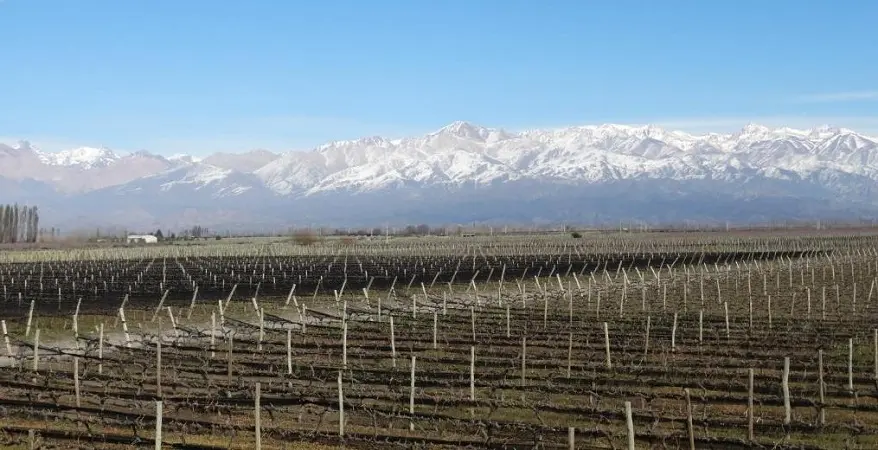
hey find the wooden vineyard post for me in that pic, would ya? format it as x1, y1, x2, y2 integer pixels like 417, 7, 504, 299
390, 316, 397, 368
409, 355, 416, 431
684, 388, 695, 450
848, 337, 854, 393
337, 371, 345, 437
32, 329, 39, 372
506, 304, 511, 338
156, 332, 162, 397
154, 400, 163, 450
671, 312, 678, 352
698, 310, 703, 345
470, 346, 476, 401
25, 300, 34, 338
568, 427, 575, 450
643, 316, 650, 357
767, 295, 772, 330
98, 322, 104, 375
624, 401, 635, 450
818, 349, 825, 426
119, 308, 131, 348
470, 307, 476, 343
749, 281, 756, 329
432, 312, 438, 350
603, 322, 612, 370
166, 307, 179, 339
187, 285, 199, 320
209, 313, 216, 358
74, 357, 81, 408
783, 356, 791, 427
257, 308, 265, 352
874, 329, 877, 383
747, 368, 755, 442
227, 334, 234, 387
821, 287, 826, 321
255, 382, 262, 450
287, 328, 293, 375
73, 297, 82, 348
567, 332, 573, 378
342, 321, 348, 369
151, 290, 169, 323
1, 320, 13, 362
807, 288, 811, 318
724, 302, 730, 339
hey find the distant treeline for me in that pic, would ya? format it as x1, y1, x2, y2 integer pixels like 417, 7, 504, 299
0, 204, 40, 244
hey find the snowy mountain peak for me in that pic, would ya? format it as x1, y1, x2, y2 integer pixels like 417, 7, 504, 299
12, 140, 38, 152
168, 154, 202, 164
434, 121, 493, 140
39, 146, 120, 168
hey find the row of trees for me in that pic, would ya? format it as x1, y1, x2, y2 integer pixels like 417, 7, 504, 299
0, 204, 40, 244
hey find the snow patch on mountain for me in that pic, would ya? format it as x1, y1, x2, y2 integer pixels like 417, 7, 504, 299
39, 146, 120, 169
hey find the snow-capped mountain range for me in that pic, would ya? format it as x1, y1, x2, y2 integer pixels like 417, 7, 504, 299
3, 121, 878, 231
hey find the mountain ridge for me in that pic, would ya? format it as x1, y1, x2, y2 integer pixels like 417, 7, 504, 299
3, 121, 878, 230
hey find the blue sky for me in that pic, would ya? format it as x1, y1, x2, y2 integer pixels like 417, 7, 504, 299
2, 0, 877, 155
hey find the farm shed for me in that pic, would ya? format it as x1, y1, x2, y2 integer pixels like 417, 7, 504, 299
127, 234, 158, 244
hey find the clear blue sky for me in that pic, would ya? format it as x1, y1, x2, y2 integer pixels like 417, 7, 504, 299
2, 0, 877, 155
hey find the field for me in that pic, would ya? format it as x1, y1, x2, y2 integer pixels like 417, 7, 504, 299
1, 231, 878, 449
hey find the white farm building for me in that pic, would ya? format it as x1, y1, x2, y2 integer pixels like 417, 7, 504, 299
127, 234, 158, 244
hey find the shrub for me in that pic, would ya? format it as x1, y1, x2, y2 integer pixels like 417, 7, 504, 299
292, 230, 320, 246
570, 231, 582, 238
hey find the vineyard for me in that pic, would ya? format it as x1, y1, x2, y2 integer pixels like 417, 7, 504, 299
1, 232, 878, 449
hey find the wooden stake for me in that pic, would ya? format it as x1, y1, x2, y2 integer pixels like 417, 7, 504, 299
25, 300, 34, 338
747, 368, 754, 442
255, 382, 262, 450
187, 286, 199, 320
848, 337, 854, 393
470, 346, 476, 400
287, 328, 293, 375
227, 334, 234, 387
409, 355, 416, 431
156, 333, 162, 397
98, 323, 104, 375
1, 320, 13, 359
818, 349, 825, 426
671, 312, 678, 351
783, 356, 791, 426
73, 357, 81, 408
155, 401, 163, 450
603, 322, 612, 370
390, 316, 396, 368
624, 401, 635, 450
342, 321, 348, 368
338, 371, 345, 437
432, 311, 438, 350
685, 388, 695, 450
873, 329, 877, 383
31, 329, 39, 372
724, 302, 730, 339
